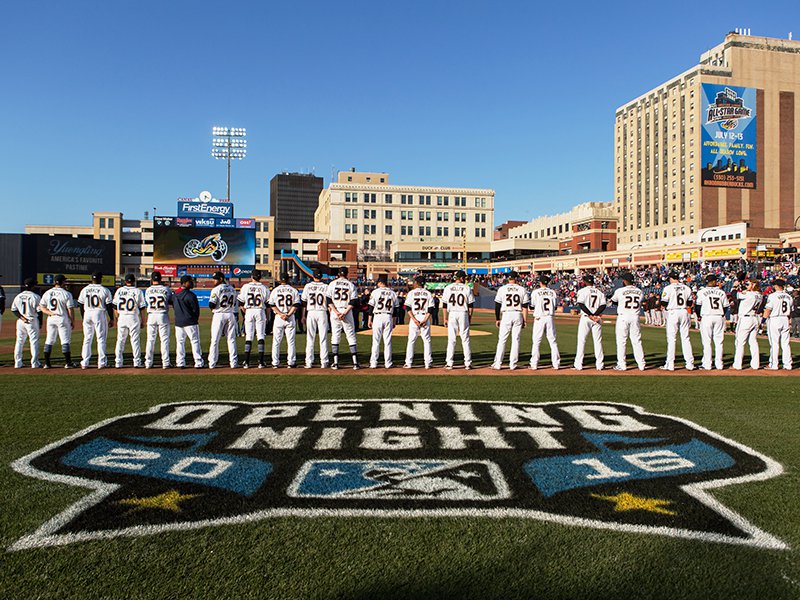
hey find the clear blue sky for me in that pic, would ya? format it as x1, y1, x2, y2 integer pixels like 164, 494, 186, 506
1, 1, 795, 232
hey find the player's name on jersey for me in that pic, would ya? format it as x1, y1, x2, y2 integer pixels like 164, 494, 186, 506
145, 401, 657, 451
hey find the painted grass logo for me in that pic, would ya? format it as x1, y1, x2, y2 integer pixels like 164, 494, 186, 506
10, 400, 787, 551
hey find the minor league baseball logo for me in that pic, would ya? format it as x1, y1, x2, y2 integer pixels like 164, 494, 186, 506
9, 400, 787, 550
183, 233, 228, 262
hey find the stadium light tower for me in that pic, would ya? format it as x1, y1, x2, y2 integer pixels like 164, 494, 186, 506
211, 126, 247, 201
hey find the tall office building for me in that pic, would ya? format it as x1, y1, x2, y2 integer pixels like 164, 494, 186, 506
315, 169, 494, 261
614, 32, 800, 250
269, 172, 324, 232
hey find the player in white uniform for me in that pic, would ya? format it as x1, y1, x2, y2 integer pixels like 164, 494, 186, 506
11, 278, 42, 368
492, 272, 529, 370
404, 276, 435, 369
573, 275, 605, 371
327, 266, 360, 370
443, 270, 474, 369
529, 275, 560, 370
659, 271, 695, 371
732, 278, 763, 370
763, 278, 793, 370
609, 273, 646, 371
269, 273, 301, 368
694, 274, 730, 370
39, 274, 77, 368
208, 271, 239, 369
238, 269, 269, 368
368, 275, 399, 369
77, 271, 114, 369
301, 269, 330, 369
113, 273, 146, 368
144, 271, 173, 369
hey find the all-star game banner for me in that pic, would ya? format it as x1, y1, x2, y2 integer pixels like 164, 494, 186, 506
701, 83, 757, 189
10, 400, 786, 551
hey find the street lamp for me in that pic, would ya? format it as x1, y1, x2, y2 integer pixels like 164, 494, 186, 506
211, 126, 247, 202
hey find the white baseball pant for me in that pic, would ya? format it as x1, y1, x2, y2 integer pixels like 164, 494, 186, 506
370, 313, 394, 368
767, 316, 792, 370
146, 314, 171, 368
176, 324, 204, 368
81, 312, 109, 368
305, 312, 330, 368
446, 312, 472, 368
530, 315, 560, 369
493, 313, 523, 369
45, 316, 72, 347
732, 315, 759, 370
405, 319, 432, 368
574, 315, 603, 370
15, 319, 40, 368
330, 311, 358, 346
699, 315, 725, 370
115, 315, 142, 367
272, 314, 296, 367
664, 310, 694, 370
244, 310, 266, 341
209, 313, 238, 368
615, 314, 645, 370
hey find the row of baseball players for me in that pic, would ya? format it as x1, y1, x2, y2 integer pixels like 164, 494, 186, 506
9, 267, 476, 370
491, 269, 794, 371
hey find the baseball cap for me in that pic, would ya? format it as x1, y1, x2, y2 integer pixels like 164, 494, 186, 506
538, 274, 551, 285
23, 277, 36, 289
508, 271, 520, 279
313, 268, 322, 279
706, 274, 717, 284
54, 274, 66, 285
124, 273, 136, 284
180, 275, 193, 285
377, 274, 388, 285
212, 270, 226, 281
668, 270, 680, 280
91, 271, 103, 283
338, 266, 349, 277
454, 270, 466, 280
151, 271, 162, 282
582, 275, 593, 285
252, 268, 262, 280
620, 272, 634, 283
774, 278, 786, 287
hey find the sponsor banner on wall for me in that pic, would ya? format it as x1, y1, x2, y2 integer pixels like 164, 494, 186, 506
152, 265, 177, 277
177, 200, 234, 219
33, 235, 116, 281
701, 84, 757, 189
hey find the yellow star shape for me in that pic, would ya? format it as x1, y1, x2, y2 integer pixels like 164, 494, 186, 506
590, 492, 677, 516
116, 490, 201, 513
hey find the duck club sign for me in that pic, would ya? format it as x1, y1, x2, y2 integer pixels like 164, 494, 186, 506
10, 400, 787, 551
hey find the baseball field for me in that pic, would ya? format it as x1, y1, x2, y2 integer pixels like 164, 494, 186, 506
1, 310, 798, 599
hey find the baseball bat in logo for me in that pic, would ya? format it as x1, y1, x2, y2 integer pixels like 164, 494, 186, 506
183, 233, 229, 263
9, 400, 788, 551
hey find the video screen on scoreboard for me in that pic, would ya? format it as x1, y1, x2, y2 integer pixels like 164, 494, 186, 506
153, 217, 255, 266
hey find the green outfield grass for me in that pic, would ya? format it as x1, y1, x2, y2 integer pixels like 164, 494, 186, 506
1, 311, 799, 599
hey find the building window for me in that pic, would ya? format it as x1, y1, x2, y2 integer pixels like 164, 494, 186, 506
385, 210, 392, 219
437, 227, 443, 236
443, 227, 449, 236
385, 225, 392, 235
99, 218, 106, 228
108, 218, 114, 228
255, 238, 261, 248
419, 226, 425, 236
384, 194, 392, 204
